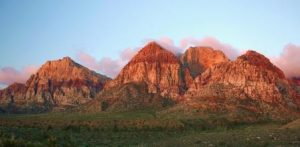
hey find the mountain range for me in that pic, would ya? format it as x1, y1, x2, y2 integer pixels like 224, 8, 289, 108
1, 42, 300, 120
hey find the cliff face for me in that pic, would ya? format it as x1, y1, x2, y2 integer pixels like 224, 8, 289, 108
181, 47, 229, 78
105, 42, 185, 98
0, 83, 27, 111
0, 57, 110, 113
1, 42, 299, 119
185, 50, 300, 119
87, 45, 299, 118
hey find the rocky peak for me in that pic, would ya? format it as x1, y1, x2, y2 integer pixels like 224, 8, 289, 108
43, 56, 77, 69
129, 41, 180, 64
0, 83, 27, 112
5, 83, 27, 92
181, 46, 229, 78
0, 57, 111, 113
237, 50, 285, 79
0, 83, 27, 99
187, 50, 299, 115
105, 42, 184, 98
34, 56, 108, 82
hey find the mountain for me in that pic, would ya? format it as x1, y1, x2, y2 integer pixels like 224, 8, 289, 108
105, 42, 185, 98
0, 57, 110, 113
1, 42, 299, 120
81, 43, 300, 120
181, 47, 229, 78
0, 83, 27, 112
184, 50, 300, 120
81, 42, 188, 112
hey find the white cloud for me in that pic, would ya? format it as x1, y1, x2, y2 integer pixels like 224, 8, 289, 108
272, 44, 300, 78
180, 36, 240, 60
0, 66, 38, 87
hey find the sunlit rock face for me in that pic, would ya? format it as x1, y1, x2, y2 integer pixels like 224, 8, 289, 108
185, 50, 300, 119
0, 42, 299, 118
105, 42, 185, 99
0, 57, 110, 112
0, 83, 27, 112
181, 46, 229, 78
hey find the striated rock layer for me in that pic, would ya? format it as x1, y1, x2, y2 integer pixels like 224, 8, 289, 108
0, 57, 110, 113
105, 42, 186, 98
185, 50, 300, 119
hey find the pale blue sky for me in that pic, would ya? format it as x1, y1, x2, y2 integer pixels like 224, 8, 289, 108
0, 0, 299, 70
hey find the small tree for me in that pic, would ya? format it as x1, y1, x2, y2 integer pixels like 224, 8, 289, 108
101, 101, 109, 111
161, 98, 175, 107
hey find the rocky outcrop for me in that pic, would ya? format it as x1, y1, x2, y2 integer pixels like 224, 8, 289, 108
185, 50, 300, 119
80, 82, 175, 112
0, 57, 110, 113
0, 83, 27, 112
181, 47, 229, 78
105, 42, 185, 98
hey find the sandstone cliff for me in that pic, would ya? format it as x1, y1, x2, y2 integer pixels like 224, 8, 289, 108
105, 42, 185, 98
181, 47, 229, 78
184, 50, 300, 119
0, 83, 27, 112
1, 43, 299, 120
0, 57, 110, 113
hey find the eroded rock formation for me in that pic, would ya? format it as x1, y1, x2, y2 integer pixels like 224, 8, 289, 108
181, 47, 229, 78
0, 57, 110, 113
185, 50, 300, 119
105, 42, 185, 98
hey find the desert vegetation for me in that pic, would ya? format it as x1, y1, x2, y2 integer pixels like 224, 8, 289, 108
0, 110, 300, 146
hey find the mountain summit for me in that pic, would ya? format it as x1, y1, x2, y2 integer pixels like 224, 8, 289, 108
181, 47, 229, 78
105, 42, 185, 98
0, 57, 110, 113
185, 50, 300, 120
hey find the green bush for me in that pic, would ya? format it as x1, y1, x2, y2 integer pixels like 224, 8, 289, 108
161, 98, 175, 107
101, 101, 109, 111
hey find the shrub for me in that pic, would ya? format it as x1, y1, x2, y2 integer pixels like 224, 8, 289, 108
161, 98, 175, 107
101, 101, 109, 111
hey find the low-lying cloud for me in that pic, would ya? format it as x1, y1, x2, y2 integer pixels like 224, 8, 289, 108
180, 37, 240, 60
0, 66, 38, 89
145, 37, 184, 55
77, 52, 121, 78
272, 44, 300, 78
76, 37, 300, 79
77, 48, 139, 78
77, 37, 240, 78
